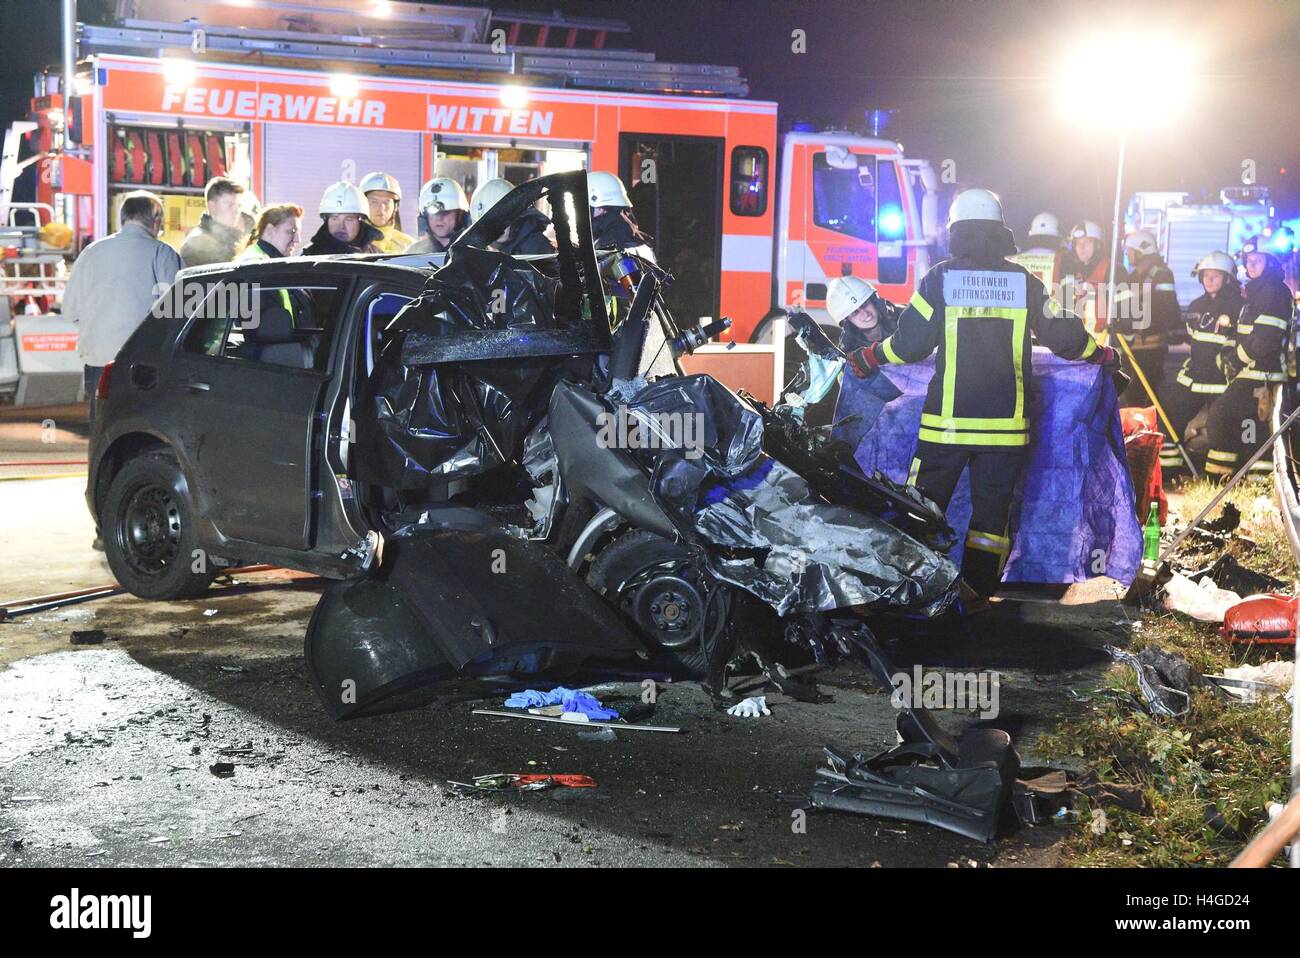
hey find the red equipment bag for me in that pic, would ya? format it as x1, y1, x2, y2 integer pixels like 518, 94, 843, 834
1121, 406, 1167, 524
1221, 594, 1297, 645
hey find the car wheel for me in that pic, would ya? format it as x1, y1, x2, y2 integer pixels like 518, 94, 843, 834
101, 453, 216, 600
586, 529, 731, 677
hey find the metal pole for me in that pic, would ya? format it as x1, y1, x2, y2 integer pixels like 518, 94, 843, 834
61, 0, 76, 102
1104, 127, 1127, 338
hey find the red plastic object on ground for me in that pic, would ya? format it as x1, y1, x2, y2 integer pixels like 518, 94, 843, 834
1221, 594, 1297, 645
1121, 406, 1167, 525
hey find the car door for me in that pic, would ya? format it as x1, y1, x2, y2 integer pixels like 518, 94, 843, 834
166, 268, 350, 550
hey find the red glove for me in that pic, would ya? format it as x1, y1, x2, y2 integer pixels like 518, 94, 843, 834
847, 345, 882, 378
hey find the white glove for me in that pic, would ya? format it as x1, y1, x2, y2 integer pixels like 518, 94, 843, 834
727, 695, 771, 718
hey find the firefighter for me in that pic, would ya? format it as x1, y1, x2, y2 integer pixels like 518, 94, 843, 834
1112, 229, 1180, 408
1204, 235, 1294, 479
302, 181, 383, 255
1157, 251, 1243, 474
845, 188, 1117, 604
469, 177, 555, 255
828, 275, 899, 352
406, 177, 469, 254
1009, 212, 1061, 287
359, 171, 413, 253
1054, 220, 1108, 334
588, 171, 652, 255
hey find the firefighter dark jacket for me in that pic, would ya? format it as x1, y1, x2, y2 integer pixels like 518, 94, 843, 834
303, 218, 384, 256
1229, 261, 1293, 383
1112, 256, 1179, 338
862, 220, 1098, 448
1179, 282, 1244, 393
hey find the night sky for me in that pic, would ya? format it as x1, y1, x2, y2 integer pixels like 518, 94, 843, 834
3, 0, 1296, 234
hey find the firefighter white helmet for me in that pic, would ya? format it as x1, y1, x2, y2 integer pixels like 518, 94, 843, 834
1069, 220, 1103, 242
947, 188, 1004, 227
588, 171, 632, 209
1191, 250, 1235, 278
469, 178, 515, 223
418, 177, 469, 216
1028, 211, 1060, 239
358, 171, 402, 200
827, 276, 880, 324
1124, 229, 1159, 257
318, 181, 368, 217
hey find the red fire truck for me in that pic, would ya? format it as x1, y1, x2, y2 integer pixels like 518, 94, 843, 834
10, 0, 941, 401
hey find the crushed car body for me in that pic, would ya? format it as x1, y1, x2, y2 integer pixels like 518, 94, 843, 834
287, 171, 960, 718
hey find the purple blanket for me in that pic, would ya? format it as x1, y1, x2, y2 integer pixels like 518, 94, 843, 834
832, 348, 1140, 585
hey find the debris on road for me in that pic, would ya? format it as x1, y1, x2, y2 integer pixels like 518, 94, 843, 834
1161, 573, 1240, 623
726, 695, 771, 718
504, 686, 620, 721
471, 708, 681, 733
208, 762, 236, 778
1105, 645, 1222, 718
449, 772, 598, 792
1221, 593, 1297, 646
70, 629, 107, 645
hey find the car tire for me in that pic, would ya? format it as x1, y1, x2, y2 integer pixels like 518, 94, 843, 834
585, 529, 730, 678
101, 452, 216, 601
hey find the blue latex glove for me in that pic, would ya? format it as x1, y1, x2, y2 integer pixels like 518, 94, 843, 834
561, 690, 619, 721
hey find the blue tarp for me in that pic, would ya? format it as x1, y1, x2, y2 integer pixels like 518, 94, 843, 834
832, 348, 1140, 585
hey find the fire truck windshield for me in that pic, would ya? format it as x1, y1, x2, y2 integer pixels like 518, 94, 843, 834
813, 152, 877, 243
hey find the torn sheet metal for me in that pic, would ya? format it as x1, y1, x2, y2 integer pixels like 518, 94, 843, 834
306, 517, 646, 719
810, 729, 1019, 843
583, 374, 958, 618
696, 456, 959, 617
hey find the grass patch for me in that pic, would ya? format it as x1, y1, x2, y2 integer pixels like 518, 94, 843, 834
1040, 477, 1296, 867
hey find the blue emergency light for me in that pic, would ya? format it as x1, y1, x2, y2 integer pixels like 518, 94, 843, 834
878, 204, 905, 237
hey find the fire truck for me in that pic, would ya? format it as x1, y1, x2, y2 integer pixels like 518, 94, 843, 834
7, 0, 941, 403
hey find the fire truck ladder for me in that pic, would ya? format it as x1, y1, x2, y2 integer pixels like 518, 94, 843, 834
79, 2, 749, 96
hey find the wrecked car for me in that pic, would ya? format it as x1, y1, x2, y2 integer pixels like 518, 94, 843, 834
87, 171, 961, 719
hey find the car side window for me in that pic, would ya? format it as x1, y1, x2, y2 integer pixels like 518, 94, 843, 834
182, 278, 345, 371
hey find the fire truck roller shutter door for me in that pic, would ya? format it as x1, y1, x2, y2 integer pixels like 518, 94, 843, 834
261, 125, 422, 231
617, 132, 724, 327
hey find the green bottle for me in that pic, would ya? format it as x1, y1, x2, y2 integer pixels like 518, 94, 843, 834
1142, 502, 1161, 562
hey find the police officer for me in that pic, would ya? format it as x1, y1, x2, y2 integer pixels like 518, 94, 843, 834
468, 177, 555, 255
1204, 235, 1294, 479
845, 188, 1117, 603
1158, 251, 1243, 474
828, 275, 899, 353
359, 171, 413, 253
1113, 229, 1180, 407
406, 177, 469, 255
